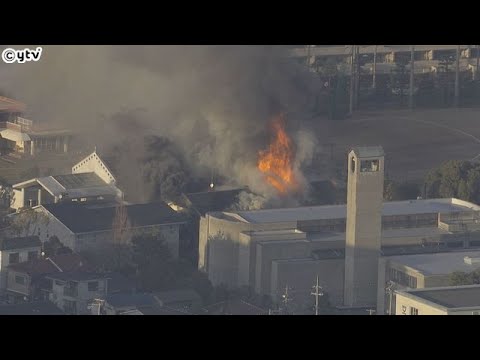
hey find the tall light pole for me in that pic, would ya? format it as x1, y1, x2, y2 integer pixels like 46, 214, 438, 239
372, 45, 377, 90
349, 45, 356, 116
409, 46, 415, 110
476, 45, 479, 81
455, 45, 460, 107
386, 281, 394, 315
311, 275, 324, 316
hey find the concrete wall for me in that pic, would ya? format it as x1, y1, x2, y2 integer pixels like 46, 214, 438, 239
395, 292, 446, 315
254, 240, 311, 295
271, 258, 345, 307
345, 150, 384, 307
49, 278, 108, 315
6, 269, 31, 297
0, 247, 40, 291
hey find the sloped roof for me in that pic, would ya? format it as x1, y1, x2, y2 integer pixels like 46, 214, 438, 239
183, 188, 246, 216
0, 129, 31, 142
0, 236, 41, 251
42, 202, 187, 234
8, 253, 90, 278
202, 299, 268, 315
46, 271, 107, 282
0, 301, 64, 315
154, 289, 201, 304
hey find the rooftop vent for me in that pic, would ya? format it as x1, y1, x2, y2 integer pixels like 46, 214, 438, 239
464, 256, 480, 265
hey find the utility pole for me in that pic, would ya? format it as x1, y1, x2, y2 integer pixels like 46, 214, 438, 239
476, 45, 479, 81
349, 45, 355, 116
455, 45, 460, 107
306, 45, 311, 68
372, 45, 377, 90
354, 45, 360, 109
282, 284, 292, 315
409, 46, 415, 110
386, 281, 394, 315
311, 275, 324, 315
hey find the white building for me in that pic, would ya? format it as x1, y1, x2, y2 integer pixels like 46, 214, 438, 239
11, 150, 122, 211
27, 202, 186, 257
395, 285, 480, 315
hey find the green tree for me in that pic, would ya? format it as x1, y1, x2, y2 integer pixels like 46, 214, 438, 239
425, 160, 480, 202
384, 179, 420, 201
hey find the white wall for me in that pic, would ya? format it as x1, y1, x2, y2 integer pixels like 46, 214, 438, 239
0, 246, 41, 290
72, 152, 116, 185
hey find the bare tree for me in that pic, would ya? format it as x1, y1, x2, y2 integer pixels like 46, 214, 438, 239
112, 202, 131, 245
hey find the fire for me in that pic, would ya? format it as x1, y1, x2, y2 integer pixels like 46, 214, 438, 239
257, 114, 298, 194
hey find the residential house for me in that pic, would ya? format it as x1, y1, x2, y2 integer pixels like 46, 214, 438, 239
0, 236, 41, 293
26, 202, 186, 257
5, 253, 89, 303
45, 272, 109, 315
11, 150, 123, 211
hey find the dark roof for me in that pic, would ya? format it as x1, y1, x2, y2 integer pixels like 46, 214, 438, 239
0, 236, 41, 251
8, 253, 90, 278
183, 188, 246, 216
202, 299, 268, 315
153, 289, 201, 304
0, 301, 64, 315
42, 202, 187, 233
52, 173, 105, 189
408, 286, 480, 309
46, 271, 107, 282
138, 305, 190, 315
106, 293, 156, 308
105, 272, 136, 294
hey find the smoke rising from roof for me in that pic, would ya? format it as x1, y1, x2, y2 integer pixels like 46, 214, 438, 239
1, 45, 321, 204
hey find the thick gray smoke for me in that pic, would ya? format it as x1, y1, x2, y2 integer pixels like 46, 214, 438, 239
0, 45, 321, 204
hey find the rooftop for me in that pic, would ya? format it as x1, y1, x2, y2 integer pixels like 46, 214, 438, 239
388, 250, 480, 275
222, 198, 479, 224
398, 285, 480, 309
0, 236, 41, 251
0, 301, 63, 315
0, 96, 25, 113
183, 188, 246, 216
8, 253, 90, 278
153, 289, 201, 304
46, 271, 107, 282
42, 202, 187, 233
351, 146, 385, 158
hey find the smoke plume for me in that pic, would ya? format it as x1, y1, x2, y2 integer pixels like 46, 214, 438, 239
0, 45, 322, 204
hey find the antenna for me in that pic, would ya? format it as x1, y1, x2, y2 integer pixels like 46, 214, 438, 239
282, 284, 292, 314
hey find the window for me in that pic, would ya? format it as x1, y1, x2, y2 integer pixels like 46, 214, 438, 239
15, 275, 25, 285
88, 281, 99, 292
473, 311, 480, 315
9, 253, 19, 264
63, 300, 77, 314
360, 159, 380, 172
410, 307, 419, 315
389, 268, 417, 288
351, 158, 356, 173
28, 251, 37, 261
80, 198, 87, 202
55, 280, 65, 286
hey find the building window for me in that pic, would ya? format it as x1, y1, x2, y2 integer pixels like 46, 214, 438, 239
360, 159, 380, 172
473, 311, 480, 315
28, 251, 38, 261
88, 281, 99, 292
410, 307, 419, 315
9, 253, 19, 264
80, 198, 87, 202
15, 275, 25, 285
351, 158, 356, 173
389, 268, 417, 288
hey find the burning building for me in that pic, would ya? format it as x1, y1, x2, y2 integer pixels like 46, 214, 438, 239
198, 147, 480, 310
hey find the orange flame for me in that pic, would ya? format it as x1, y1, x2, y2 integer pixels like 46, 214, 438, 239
257, 114, 298, 194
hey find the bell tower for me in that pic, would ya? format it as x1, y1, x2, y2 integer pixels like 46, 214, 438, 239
344, 146, 384, 307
